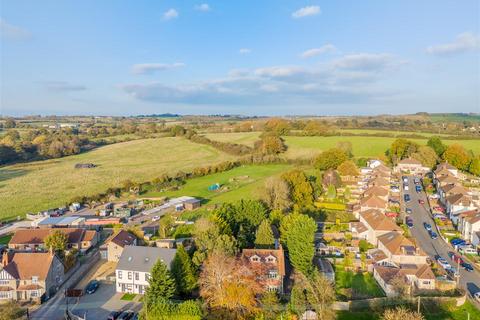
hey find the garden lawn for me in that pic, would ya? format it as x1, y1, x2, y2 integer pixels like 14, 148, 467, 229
335, 265, 385, 300
0, 234, 12, 245
283, 136, 480, 159
142, 164, 291, 204
0, 137, 236, 220
121, 293, 136, 301
202, 132, 262, 147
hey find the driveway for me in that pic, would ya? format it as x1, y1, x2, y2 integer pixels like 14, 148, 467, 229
31, 282, 142, 320
403, 175, 480, 307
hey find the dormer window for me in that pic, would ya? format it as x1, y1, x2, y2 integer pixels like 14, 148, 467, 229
250, 255, 260, 262
32, 276, 38, 284
265, 255, 276, 263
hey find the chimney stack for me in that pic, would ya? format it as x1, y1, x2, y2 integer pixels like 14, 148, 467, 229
2, 251, 11, 267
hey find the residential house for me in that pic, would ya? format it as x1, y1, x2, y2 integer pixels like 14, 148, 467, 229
458, 212, 480, 244
104, 230, 137, 262
350, 221, 368, 240
31, 216, 85, 228
359, 195, 388, 213
368, 177, 390, 189
373, 264, 435, 297
9, 228, 98, 253
0, 251, 65, 302
439, 184, 469, 206
357, 210, 402, 245
115, 246, 177, 294
363, 186, 389, 201
445, 193, 477, 221
435, 162, 459, 178
376, 232, 428, 266
395, 158, 429, 175
435, 174, 460, 190
241, 244, 286, 294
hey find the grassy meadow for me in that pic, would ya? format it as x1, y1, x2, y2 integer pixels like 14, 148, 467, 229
202, 132, 261, 147
0, 137, 236, 220
142, 163, 292, 204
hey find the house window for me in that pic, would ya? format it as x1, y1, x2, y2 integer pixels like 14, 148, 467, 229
422, 281, 430, 285
32, 276, 39, 284
0, 280, 9, 285
118, 271, 122, 279
268, 271, 278, 279
128, 272, 132, 280
0, 291, 11, 299
30, 290, 39, 297
135, 272, 139, 281
267, 286, 278, 292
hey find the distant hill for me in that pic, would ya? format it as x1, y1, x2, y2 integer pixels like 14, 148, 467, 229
415, 113, 480, 123
136, 113, 180, 118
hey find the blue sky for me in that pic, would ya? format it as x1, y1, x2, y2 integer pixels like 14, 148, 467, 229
1, 0, 479, 116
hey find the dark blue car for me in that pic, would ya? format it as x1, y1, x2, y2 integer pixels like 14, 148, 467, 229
85, 280, 99, 294
461, 262, 474, 272
428, 230, 438, 239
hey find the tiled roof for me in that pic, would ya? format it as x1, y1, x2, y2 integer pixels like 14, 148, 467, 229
446, 193, 472, 206
241, 246, 286, 277
360, 195, 387, 208
360, 210, 402, 232
9, 228, 86, 245
108, 230, 136, 248
2, 252, 57, 280
364, 186, 389, 198
442, 184, 468, 196
377, 232, 424, 256
83, 230, 97, 242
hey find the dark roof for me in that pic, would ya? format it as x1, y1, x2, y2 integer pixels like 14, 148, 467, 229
117, 246, 177, 272
109, 230, 136, 248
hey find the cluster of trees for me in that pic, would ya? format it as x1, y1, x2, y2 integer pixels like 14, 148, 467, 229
0, 129, 92, 164
387, 136, 480, 175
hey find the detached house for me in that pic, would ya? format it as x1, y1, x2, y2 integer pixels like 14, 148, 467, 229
458, 212, 480, 244
376, 232, 428, 266
395, 158, 429, 175
435, 162, 459, 178
116, 246, 176, 294
0, 252, 65, 302
445, 194, 477, 221
373, 264, 435, 297
241, 244, 286, 294
357, 210, 402, 245
103, 230, 137, 262
360, 195, 387, 213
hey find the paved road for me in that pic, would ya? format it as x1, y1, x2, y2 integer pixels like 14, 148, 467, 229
402, 175, 480, 308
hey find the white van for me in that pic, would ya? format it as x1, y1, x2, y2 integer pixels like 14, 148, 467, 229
460, 247, 478, 255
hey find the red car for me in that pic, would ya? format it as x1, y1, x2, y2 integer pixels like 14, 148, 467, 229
448, 251, 463, 264
418, 199, 425, 204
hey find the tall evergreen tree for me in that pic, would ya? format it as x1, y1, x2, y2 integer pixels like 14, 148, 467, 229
255, 219, 275, 249
145, 259, 175, 305
171, 245, 197, 296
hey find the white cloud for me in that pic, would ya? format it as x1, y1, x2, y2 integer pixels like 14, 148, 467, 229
195, 4, 210, 11
122, 52, 404, 106
43, 81, 86, 92
333, 53, 399, 71
131, 63, 185, 75
301, 44, 337, 58
426, 32, 480, 55
239, 48, 252, 54
292, 6, 321, 19
163, 8, 179, 20
0, 18, 31, 40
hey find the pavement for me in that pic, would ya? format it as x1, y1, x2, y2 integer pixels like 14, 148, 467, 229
402, 175, 480, 308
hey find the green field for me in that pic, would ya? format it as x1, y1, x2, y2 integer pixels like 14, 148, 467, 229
336, 265, 385, 300
202, 132, 261, 147
339, 129, 454, 138
142, 164, 291, 204
0, 137, 236, 220
283, 136, 480, 159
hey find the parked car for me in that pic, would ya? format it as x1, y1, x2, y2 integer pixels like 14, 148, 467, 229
418, 199, 425, 204
152, 215, 160, 222
433, 206, 444, 212
474, 292, 480, 302
448, 251, 463, 264
446, 267, 459, 279
436, 256, 451, 269
459, 247, 478, 255
461, 262, 474, 272
118, 311, 135, 320
404, 185, 409, 191
428, 230, 438, 239
107, 311, 122, 320
85, 280, 99, 294
423, 222, 432, 231
406, 208, 412, 214
430, 193, 439, 199
404, 194, 411, 202
415, 185, 422, 192
451, 238, 467, 246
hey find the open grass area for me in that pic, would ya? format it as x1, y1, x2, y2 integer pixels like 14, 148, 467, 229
283, 136, 480, 159
202, 131, 261, 147
142, 164, 291, 205
339, 129, 454, 138
120, 293, 136, 301
0, 137, 236, 220
0, 234, 12, 245
337, 300, 480, 320
335, 265, 385, 300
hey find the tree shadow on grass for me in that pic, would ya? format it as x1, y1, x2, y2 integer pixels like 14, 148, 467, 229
0, 168, 27, 183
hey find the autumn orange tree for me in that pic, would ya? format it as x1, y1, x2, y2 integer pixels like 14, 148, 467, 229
199, 252, 265, 320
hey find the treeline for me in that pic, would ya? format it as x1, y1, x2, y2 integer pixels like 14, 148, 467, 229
386, 136, 480, 176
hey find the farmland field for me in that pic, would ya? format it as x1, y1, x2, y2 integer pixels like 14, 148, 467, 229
202, 132, 261, 147
0, 137, 236, 220
338, 129, 454, 138
142, 163, 291, 204
283, 136, 480, 159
